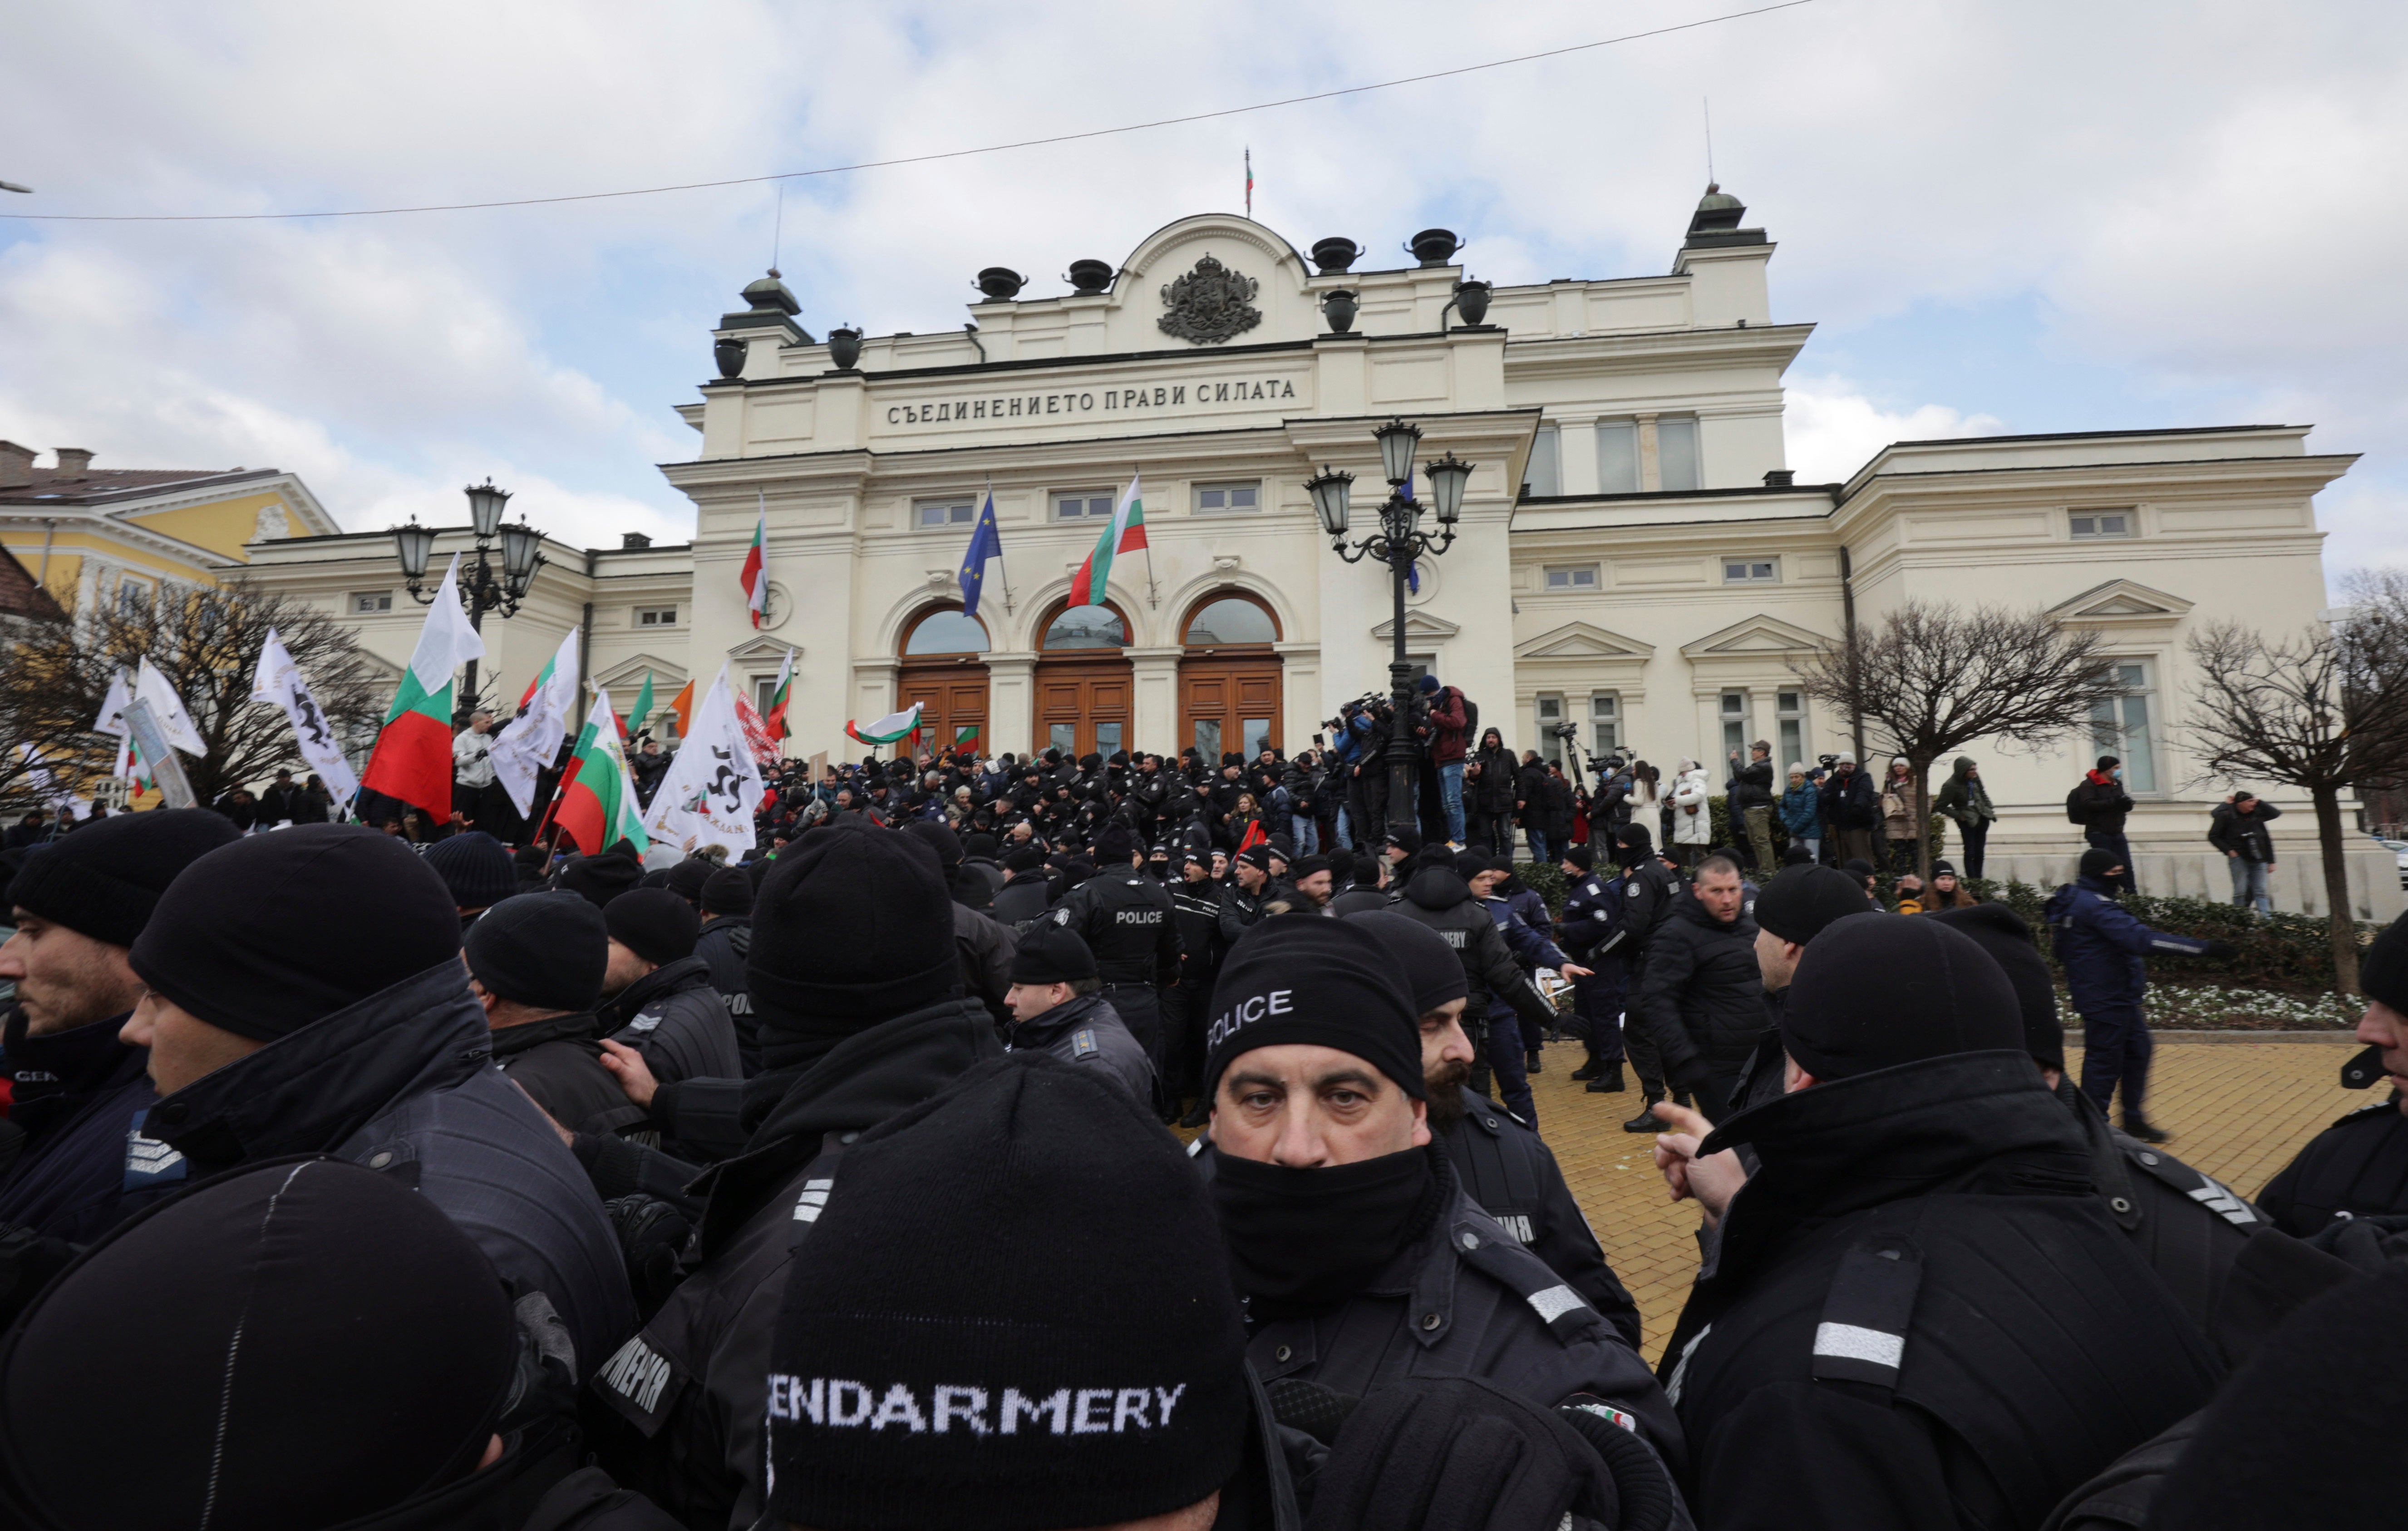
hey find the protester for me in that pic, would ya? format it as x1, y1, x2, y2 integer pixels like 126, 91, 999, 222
1777, 761, 1822, 865
1879, 755, 1919, 876
1818, 752, 1879, 867
1725, 740, 1777, 878
2207, 790, 2282, 916
1933, 755, 1995, 879
425, 829, 519, 929
2068, 755, 2138, 894
1629, 851, 1759, 1122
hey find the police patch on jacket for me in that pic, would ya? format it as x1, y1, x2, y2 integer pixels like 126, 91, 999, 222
123, 1111, 186, 1192
591, 1332, 690, 1436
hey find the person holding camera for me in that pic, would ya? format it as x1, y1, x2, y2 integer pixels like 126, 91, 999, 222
1726, 741, 1777, 879
1817, 752, 1880, 867
1467, 726, 1517, 850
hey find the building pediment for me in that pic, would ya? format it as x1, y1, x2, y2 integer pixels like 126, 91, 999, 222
594, 652, 690, 692
1680, 612, 1834, 660
2049, 578, 2193, 625
725, 634, 801, 664
1514, 621, 1656, 662
1371, 609, 1462, 644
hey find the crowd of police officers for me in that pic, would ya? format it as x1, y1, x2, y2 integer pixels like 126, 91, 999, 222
0, 766, 2403, 1531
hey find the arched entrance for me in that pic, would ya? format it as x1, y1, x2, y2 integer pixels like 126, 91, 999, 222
1032, 600, 1133, 758
1179, 593, 1281, 761
896, 605, 990, 757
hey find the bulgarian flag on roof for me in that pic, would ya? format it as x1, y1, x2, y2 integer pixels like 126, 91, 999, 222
1067, 473, 1146, 607
845, 701, 923, 747
740, 494, 768, 628
555, 686, 649, 854
360, 555, 484, 817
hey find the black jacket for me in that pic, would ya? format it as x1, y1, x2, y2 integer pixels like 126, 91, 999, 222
690, 917, 756, 1075
1817, 768, 1880, 830
583, 997, 1000, 1531
1007, 990, 1155, 1102
143, 961, 638, 1379
2206, 800, 2281, 863
1325, 886, 1389, 919
990, 873, 1053, 931
1048, 867, 1181, 986
598, 958, 742, 1089
1437, 1091, 1643, 1350
1632, 891, 1765, 1089
0, 1009, 175, 1243
2257, 1096, 2408, 1237
950, 902, 1018, 1030
1171, 877, 1225, 986
1662, 1051, 2220, 1531
492, 1012, 649, 1137
1378, 868, 1553, 1030
1217, 879, 1266, 948
1726, 756, 1774, 811
1469, 746, 1519, 814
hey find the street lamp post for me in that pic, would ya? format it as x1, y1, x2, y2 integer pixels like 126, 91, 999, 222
1306, 419, 1474, 841
392, 479, 546, 723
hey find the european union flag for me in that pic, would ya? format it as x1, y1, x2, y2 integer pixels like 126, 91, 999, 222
957, 492, 1003, 617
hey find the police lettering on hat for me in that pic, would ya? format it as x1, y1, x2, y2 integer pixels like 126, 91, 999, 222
1202, 919, 1423, 1102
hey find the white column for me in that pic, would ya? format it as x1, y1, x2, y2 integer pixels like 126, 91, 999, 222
984, 652, 1037, 757
1127, 647, 1182, 754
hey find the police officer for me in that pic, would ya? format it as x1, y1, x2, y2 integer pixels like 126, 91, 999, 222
1556, 845, 1629, 1093
595, 888, 743, 1088
1630, 850, 1759, 1125
1383, 850, 1557, 1116
1593, 823, 1682, 1131
1198, 918, 1684, 1472
2044, 847, 2233, 1142
903, 821, 1018, 1033
1216, 843, 1271, 946
1166, 850, 1224, 1126
692, 868, 758, 1075
2257, 913, 2408, 1236
1043, 821, 1179, 1072
1656, 915, 2217, 1531
1465, 852, 1590, 1128
468, 892, 648, 1138
1000, 926, 1154, 1103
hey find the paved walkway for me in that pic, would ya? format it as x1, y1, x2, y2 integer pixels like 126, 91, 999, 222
1527, 1032, 2366, 1364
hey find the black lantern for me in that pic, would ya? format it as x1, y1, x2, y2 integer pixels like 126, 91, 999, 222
396, 478, 547, 724
1306, 466, 1354, 538
391, 517, 434, 582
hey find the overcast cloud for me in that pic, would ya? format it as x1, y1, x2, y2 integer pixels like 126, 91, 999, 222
2, 0, 2400, 576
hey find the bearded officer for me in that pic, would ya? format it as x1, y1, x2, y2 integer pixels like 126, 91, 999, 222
2257, 913, 2408, 1236
1199, 917, 1684, 1477
1001, 926, 1154, 1104
1042, 820, 1179, 1072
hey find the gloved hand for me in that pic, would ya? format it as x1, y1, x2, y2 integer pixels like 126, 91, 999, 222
1669, 1059, 1714, 1097
1304, 1376, 1619, 1531
603, 1194, 694, 1322
2202, 940, 2239, 961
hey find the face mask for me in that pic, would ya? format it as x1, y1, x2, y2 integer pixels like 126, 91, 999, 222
1211, 1143, 1438, 1314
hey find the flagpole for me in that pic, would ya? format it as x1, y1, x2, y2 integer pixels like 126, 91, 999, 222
989, 475, 1015, 614
1137, 463, 1160, 609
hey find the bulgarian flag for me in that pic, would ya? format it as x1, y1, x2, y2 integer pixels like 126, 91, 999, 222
740, 495, 768, 628
555, 687, 650, 854
1067, 473, 1146, 607
360, 555, 484, 817
845, 701, 923, 748
762, 649, 796, 742
619, 671, 655, 739
1236, 818, 1268, 855
954, 723, 980, 748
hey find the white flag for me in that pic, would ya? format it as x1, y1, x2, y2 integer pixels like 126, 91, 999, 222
408, 554, 486, 698
488, 628, 581, 817
94, 673, 132, 737
641, 666, 764, 859
134, 657, 209, 757
250, 627, 361, 811
18, 744, 81, 819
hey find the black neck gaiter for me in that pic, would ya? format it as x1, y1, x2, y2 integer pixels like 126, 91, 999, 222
1211, 1141, 1444, 1317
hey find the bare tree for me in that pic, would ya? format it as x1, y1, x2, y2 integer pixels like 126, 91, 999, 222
2184, 570, 2408, 997
0, 577, 384, 812
1791, 601, 2126, 884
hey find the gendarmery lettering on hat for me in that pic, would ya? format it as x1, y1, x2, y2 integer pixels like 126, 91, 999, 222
767, 1377, 1191, 1437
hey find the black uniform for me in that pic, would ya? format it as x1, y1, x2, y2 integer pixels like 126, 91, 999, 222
1437, 1091, 1643, 1349
1591, 855, 1682, 1092
950, 901, 1019, 1033
990, 872, 1053, 930
1661, 1051, 2219, 1531
691, 915, 756, 1075
1045, 867, 1180, 1067
1216, 879, 1266, 948
2258, 1092, 2408, 1237
1165, 876, 1225, 1102
1005, 990, 1155, 1103
492, 1012, 649, 1137
1379, 867, 1555, 1037
1632, 892, 1764, 1118
597, 957, 744, 1089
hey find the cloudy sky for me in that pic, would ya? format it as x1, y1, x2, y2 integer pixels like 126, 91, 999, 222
3, 0, 2401, 583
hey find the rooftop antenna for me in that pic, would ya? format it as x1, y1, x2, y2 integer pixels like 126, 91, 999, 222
1703, 97, 1716, 187
771, 182, 785, 275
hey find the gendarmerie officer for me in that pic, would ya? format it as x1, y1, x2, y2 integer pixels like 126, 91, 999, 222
1197, 917, 1686, 1480
596, 889, 743, 1089
1556, 845, 1629, 1094
2257, 914, 2408, 1236
1001, 926, 1155, 1104
1593, 823, 1682, 1129
1657, 914, 2217, 1531
1383, 851, 1556, 1111
691, 869, 758, 1075
1042, 821, 1180, 1070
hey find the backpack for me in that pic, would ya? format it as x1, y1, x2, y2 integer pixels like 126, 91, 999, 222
2065, 784, 2091, 825
1458, 691, 1479, 745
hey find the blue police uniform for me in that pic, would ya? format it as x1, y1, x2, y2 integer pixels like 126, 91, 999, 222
2043, 873, 2215, 1124
1556, 869, 1627, 1079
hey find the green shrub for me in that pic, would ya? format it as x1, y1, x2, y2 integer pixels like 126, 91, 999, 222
1963, 876, 2364, 995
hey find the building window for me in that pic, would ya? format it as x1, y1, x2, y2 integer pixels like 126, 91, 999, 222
915, 499, 976, 530
1591, 694, 1620, 756
115, 576, 152, 618
1720, 691, 1752, 760
2090, 660, 2158, 793
1053, 491, 1115, 520
351, 590, 394, 614
636, 607, 678, 627
1541, 564, 1599, 592
1596, 421, 1639, 494
1184, 595, 1277, 646
2070, 509, 2135, 540
753, 678, 779, 716
1526, 425, 1561, 497
1041, 604, 1127, 650
1535, 694, 1565, 764
1777, 690, 1806, 768
1193, 481, 1260, 514
903, 607, 991, 655
1723, 558, 1779, 585
1657, 417, 1701, 493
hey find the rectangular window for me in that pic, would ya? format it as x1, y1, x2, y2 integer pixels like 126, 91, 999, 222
1193, 481, 1261, 514
915, 499, 976, 529
2090, 661, 2158, 793
1536, 694, 1565, 765
1722, 558, 1779, 585
1596, 421, 1640, 494
1095, 721, 1125, 757
1192, 718, 1221, 760
1657, 417, 1701, 493
2070, 509, 2135, 540
636, 607, 678, 627
351, 590, 394, 614
754, 679, 779, 716
1720, 690, 1752, 761
1591, 694, 1620, 756
1526, 425, 1561, 497
115, 576, 151, 617
1049, 722, 1077, 755
1053, 492, 1115, 520
1541, 564, 1600, 592
1777, 690, 1806, 769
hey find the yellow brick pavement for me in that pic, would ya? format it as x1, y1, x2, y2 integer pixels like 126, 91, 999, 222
1525, 1032, 2366, 1365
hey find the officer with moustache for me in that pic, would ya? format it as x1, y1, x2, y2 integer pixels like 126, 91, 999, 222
1042, 820, 1181, 1072
2258, 914, 2408, 1235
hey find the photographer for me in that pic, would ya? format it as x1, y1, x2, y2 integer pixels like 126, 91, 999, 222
1467, 726, 1517, 850
1418, 672, 1472, 845
1726, 740, 1777, 878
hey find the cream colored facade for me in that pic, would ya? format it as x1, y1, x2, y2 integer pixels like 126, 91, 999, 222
238, 195, 2399, 919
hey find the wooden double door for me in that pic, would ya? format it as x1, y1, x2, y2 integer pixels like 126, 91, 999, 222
1034, 656, 1132, 759
896, 658, 988, 757
1179, 656, 1281, 761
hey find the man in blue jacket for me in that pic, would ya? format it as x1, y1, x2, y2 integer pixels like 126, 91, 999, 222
2044, 846, 2232, 1142
1556, 845, 1630, 1094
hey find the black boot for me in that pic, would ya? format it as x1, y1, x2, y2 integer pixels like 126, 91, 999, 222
1585, 1062, 1626, 1094
1526, 1050, 1543, 1074
2123, 1115, 2170, 1144
1177, 1100, 1211, 1131
1621, 1090, 1665, 1132
1569, 1061, 1602, 1082
1670, 1090, 1693, 1112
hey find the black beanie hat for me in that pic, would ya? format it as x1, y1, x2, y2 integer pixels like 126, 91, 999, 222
1782, 844, 1815, 866
1755, 864, 1876, 946
1780, 914, 2023, 1081
904, 820, 965, 867
765, 1054, 1249, 1529
664, 856, 715, 908
964, 832, 999, 859
1094, 820, 1137, 864
1204, 918, 1423, 1102
700, 866, 755, 916
1453, 849, 1490, 881
605, 886, 701, 966
1010, 926, 1098, 987
464, 892, 608, 1013
1344, 910, 1469, 1014
1005, 845, 1048, 874
1350, 852, 1383, 888
1930, 902, 2062, 1071
1288, 854, 1330, 882
2078, 847, 2124, 881
1614, 822, 1652, 853
130, 825, 462, 1043
423, 830, 517, 911
3, 809, 238, 948
749, 819, 959, 1056
1383, 829, 1422, 856
2356, 914, 2408, 1015
1236, 844, 1272, 872
1561, 844, 1594, 871
0, 1158, 514, 1531
558, 849, 643, 909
